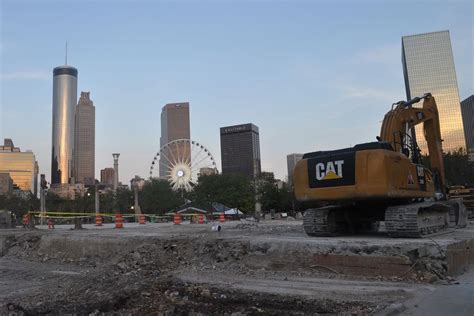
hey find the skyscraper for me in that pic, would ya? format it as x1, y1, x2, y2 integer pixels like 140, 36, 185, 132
220, 123, 261, 179
461, 95, 474, 161
159, 103, 190, 177
51, 65, 78, 184
100, 168, 115, 186
0, 139, 38, 195
287, 153, 303, 186
74, 91, 95, 185
401, 30, 466, 154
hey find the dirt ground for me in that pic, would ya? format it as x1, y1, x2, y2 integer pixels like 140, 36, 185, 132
0, 219, 472, 315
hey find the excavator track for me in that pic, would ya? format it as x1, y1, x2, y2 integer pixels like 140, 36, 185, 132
303, 206, 348, 236
385, 201, 450, 238
303, 201, 459, 238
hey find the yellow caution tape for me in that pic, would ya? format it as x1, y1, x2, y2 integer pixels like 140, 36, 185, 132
30, 211, 171, 220
34, 215, 94, 219
30, 211, 169, 217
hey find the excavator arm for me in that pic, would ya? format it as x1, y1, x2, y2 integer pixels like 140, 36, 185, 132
379, 93, 446, 195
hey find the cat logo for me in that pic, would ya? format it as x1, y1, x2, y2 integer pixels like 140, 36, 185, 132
315, 160, 344, 180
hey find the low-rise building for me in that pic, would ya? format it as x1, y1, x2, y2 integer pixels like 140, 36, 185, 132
0, 173, 13, 195
0, 139, 38, 196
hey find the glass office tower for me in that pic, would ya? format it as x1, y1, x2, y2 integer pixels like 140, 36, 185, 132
0, 139, 38, 194
402, 30, 466, 154
51, 65, 78, 184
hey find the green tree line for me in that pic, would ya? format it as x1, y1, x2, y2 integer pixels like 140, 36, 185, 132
1, 149, 471, 217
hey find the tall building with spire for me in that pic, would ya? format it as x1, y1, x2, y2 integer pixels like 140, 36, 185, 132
74, 91, 95, 185
51, 64, 78, 185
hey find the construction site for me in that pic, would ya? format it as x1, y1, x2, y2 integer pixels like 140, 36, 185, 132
0, 215, 473, 315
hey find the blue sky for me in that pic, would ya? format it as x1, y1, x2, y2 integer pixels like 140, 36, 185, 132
1, 0, 472, 184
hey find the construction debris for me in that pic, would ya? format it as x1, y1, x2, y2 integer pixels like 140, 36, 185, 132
0, 220, 472, 314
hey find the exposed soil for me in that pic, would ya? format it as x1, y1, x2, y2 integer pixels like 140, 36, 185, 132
0, 220, 472, 315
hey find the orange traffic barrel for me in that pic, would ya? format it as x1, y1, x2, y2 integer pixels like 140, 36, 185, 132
219, 213, 225, 223
198, 214, 204, 224
173, 213, 181, 225
139, 214, 146, 225
95, 215, 103, 226
115, 214, 124, 229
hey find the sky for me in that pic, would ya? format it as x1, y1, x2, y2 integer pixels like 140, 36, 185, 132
0, 0, 472, 185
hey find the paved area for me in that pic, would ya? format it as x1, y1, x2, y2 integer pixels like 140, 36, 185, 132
402, 267, 474, 316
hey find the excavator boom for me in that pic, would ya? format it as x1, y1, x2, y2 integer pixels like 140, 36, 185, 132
379, 93, 445, 194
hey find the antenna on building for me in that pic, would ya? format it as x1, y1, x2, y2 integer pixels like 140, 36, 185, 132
65, 42, 68, 65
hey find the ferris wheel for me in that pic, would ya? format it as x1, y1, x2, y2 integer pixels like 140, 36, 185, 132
149, 139, 218, 192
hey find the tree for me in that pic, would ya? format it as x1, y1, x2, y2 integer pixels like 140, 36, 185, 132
193, 174, 255, 213
258, 181, 280, 211
115, 187, 134, 212
99, 191, 115, 213
258, 181, 296, 214
44, 192, 79, 213
140, 179, 184, 214
443, 148, 474, 186
0, 192, 39, 218
421, 148, 474, 186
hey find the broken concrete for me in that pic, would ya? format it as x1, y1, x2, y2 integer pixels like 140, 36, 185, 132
0, 220, 472, 314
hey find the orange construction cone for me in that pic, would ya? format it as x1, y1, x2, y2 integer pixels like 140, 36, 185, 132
95, 215, 103, 226
198, 214, 204, 224
173, 213, 181, 225
115, 214, 124, 229
219, 213, 225, 223
139, 214, 146, 225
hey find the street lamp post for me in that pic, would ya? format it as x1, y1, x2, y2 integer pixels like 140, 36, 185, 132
40, 174, 48, 226
112, 153, 120, 215
132, 180, 142, 220
95, 182, 99, 214
112, 153, 120, 192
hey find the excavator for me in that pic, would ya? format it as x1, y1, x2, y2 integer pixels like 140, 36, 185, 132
293, 93, 467, 237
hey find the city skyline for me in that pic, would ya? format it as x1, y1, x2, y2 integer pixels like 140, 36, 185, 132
1, 1, 472, 184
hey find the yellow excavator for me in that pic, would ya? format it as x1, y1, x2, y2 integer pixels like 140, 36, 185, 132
293, 93, 467, 237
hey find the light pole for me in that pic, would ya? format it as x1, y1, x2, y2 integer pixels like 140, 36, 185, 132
132, 179, 142, 220
40, 174, 48, 226
95, 182, 99, 214
254, 179, 262, 222
112, 153, 120, 215
112, 153, 120, 192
